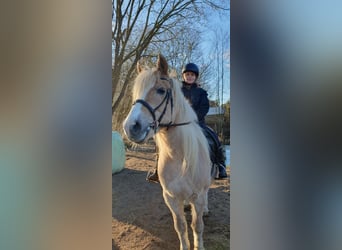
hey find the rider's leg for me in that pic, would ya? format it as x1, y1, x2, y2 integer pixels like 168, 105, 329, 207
202, 125, 228, 179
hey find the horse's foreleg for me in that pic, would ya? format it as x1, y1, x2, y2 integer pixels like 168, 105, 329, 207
191, 192, 206, 250
163, 192, 190, 250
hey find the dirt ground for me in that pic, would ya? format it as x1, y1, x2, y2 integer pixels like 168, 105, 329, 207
112, 148, 230, 250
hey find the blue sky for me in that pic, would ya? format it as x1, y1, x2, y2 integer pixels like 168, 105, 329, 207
201, 12, 230, 103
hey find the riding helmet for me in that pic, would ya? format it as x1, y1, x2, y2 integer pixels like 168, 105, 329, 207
182, 63, 199, 77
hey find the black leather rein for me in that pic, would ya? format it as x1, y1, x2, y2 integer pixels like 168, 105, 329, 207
133, 77, 191, 133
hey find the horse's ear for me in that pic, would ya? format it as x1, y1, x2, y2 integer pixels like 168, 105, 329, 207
137, 60, 143, 73
157, 54, 168, 76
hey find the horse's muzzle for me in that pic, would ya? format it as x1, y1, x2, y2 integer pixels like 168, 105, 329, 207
123, 119, 151, 144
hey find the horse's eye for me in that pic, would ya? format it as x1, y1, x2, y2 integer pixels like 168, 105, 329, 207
156, 87, 166, 95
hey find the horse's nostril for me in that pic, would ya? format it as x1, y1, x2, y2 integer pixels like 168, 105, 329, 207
130, 120, 141, 135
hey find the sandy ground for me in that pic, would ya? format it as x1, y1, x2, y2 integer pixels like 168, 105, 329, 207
112, 149, 230, 250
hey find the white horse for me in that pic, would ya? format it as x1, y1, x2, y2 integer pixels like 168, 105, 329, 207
123, 54, 212, 250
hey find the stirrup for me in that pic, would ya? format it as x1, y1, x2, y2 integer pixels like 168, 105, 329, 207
146, 170, 160, 184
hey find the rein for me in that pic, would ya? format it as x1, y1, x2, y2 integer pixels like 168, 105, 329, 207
133, 77, 191, 133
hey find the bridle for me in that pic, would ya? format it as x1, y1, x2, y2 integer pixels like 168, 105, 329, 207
133, 77, 191, 133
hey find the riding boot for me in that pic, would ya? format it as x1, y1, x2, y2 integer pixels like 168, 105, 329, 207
214, 145, 228, 179
216, 163, 228, 179
146, 167, 159, 183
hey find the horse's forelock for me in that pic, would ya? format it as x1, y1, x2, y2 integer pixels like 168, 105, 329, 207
132, 68, 158, 100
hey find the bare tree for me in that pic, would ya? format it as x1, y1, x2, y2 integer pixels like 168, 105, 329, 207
112, 0, 228, 131
112, 0, 200, 131
210, 27, 229, 105
204, 25, 229, 137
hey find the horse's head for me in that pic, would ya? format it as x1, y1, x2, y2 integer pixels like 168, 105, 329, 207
123, 54, 175, 144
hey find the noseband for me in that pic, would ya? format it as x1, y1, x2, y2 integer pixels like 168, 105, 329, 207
133, 77, 191, 133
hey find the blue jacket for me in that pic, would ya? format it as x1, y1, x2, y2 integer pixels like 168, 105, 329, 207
181, 82, 209, 125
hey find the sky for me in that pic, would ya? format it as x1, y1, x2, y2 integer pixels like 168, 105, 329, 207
201, 12, 230, 104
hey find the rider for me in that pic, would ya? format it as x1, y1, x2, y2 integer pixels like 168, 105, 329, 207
181, 63, 228, 179
147, 63, 228, 183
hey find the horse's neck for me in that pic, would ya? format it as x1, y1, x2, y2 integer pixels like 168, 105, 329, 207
156, 127, 181, 148
155, 125, 188, 156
